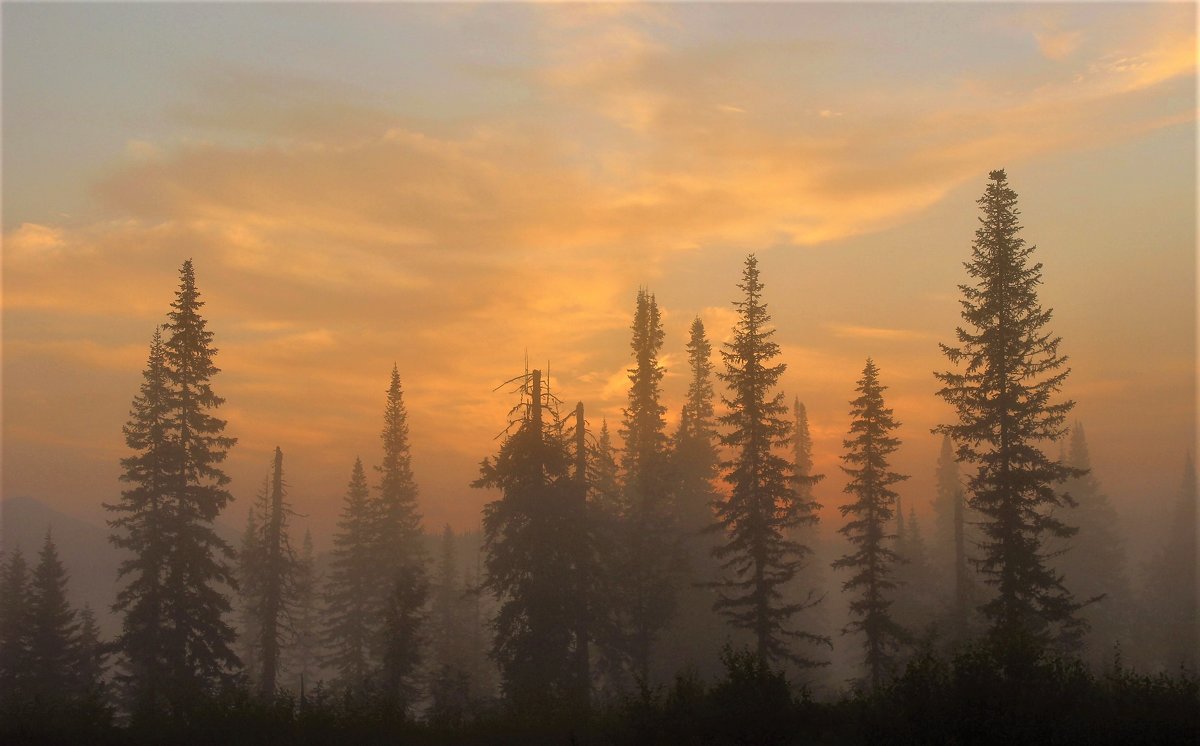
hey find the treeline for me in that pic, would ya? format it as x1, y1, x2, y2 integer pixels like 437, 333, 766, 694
0, 170, 1196, 743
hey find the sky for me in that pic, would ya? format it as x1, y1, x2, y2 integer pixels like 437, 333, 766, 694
2, 2, 1195, 557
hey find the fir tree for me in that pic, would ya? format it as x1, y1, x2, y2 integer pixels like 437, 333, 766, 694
833, 359, 908, 690
323, 458, 377, 687
615, 289, 681, 683
27, 531, 79, 700
935, 170, 1082, 657
715, 254, 826, 665
374, 366, 428, 703
474, 368, 583, 710
0, 547, 33, 700
106, 327, 173, 716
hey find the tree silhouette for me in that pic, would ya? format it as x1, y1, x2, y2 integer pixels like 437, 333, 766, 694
833, 359, 908, 689
322, 458, 377, 688
715, 254, 827, 665
935, 170, 1083, 658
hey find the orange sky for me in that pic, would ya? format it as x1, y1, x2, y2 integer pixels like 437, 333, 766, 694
2, 2, 1195, 553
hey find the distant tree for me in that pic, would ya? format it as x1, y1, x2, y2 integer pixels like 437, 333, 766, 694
26, 531, 79, 699
432, 526, 459, 669
236, 497, 263, 689
106, 327, 173, 716
0, 548, 33, 700
379, 561, 428, 711
1141, 456, 1197, 670
935, 170, 1083, 657
590, 420, 622, 514
250, 447, 298, 698
74, 604, 109, 699
474, 368, 583, 710
930, 435, 977, 640
674, 318, 721, 539
663, 318, 726, 679
1051, 424, 1131, 666
893, 507, 939, 645
787, 398, 830, 668
322, 458, 377, 687
612, 289, 681, 683
290, 529, 320, 694
373, 366, 428, 706
715, 254, 827, 665
833, 359, 908, 690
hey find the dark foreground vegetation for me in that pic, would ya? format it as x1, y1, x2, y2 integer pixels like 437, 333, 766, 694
2, 645, 1197, 745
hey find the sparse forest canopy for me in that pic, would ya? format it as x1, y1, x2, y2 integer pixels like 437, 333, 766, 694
2, 168, 1197, 744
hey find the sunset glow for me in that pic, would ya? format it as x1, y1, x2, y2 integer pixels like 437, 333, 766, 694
3, 2, 1195, 554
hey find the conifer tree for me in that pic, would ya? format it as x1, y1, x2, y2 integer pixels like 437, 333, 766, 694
935, 170, 1082, 656
0, 548, 32, 700
254, 446, 297, 698
373, 366, 428, 703
614, 289, 681, 683
107, 327, 173, 716
26, 531, 78, 699
474, 369, 583, 710
663, 318, 725, 678
236, 497, 263, 688
323, 458, 377, 687
1052, 424, 1130, 665
290, 529, 320, 694
75, 604, 109, 699
1141, 456, 1197, 670
932, 435, 960, 579
833, 359, 908, 690
432, 525, 465, 674
715, 254, 826, 665
675, 318, 721, 537
379, 561, 427, 711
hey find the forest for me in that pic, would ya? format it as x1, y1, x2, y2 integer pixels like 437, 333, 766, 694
0, 171, 1196, 744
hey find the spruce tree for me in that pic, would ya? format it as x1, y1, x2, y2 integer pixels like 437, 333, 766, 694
935, 170, 1082, 657
715, 254, 826, 665
832, 359, 908, 690
615, 289, 681, 683
323, 458, 377, 687
107, 327, 173, 716
432, 525, 465, 674
374, 366, 428, 704
474, 368, 583, 710
0, 548, 32, 701
27, 531, 79, 699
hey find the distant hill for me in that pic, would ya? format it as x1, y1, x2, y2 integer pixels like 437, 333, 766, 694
1, 495, 124, 638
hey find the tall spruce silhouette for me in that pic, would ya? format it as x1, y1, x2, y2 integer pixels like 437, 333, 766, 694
322, 458, 377, 687
0, 549, 33, 704
935, 171, 1083, 657
715, 254, 827, 665
374, 367, 428, 709
833, 359, 908, 690
615, 289, 680, 683
108, 260, 238, 718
